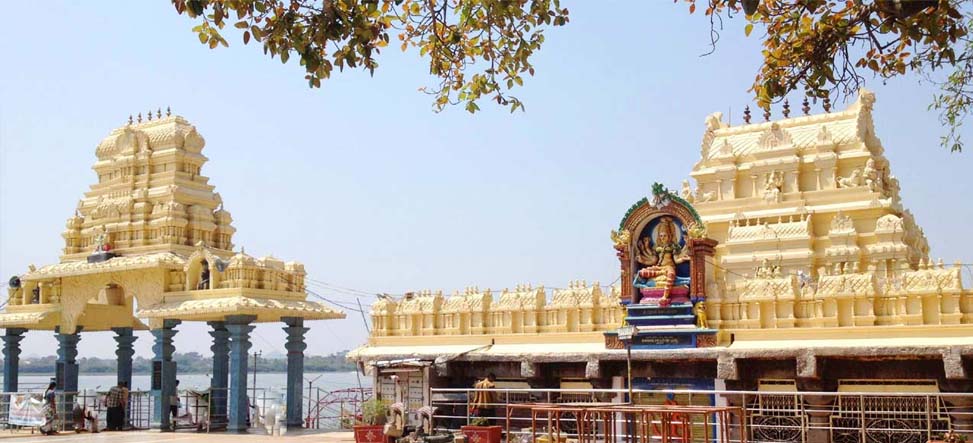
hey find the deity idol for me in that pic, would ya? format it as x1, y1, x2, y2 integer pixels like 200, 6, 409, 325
634, 216, 691, 304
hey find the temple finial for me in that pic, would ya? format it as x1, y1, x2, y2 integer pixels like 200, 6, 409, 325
802, 97, 810, 115
743, 105, 751, 124
763, 107, 771, 122
166, 106, 171, 117
137, 112, 142, 123
128, 115, 133, 125
782, 99, 790, 118
156, 108, 162, 119
823, 96, 831, 113
147, 109, 153, 121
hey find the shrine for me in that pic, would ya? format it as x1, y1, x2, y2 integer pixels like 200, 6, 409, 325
604, 183, 718, 349
350, 91, 973, 439
0, 111, 345, 432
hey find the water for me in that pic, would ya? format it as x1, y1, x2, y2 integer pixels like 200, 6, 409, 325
7, 371, 371, 392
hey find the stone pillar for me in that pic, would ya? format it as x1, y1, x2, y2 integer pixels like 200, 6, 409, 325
151, 320, 180, 431
113, 327, 136, 429
226, 315, 256, 433
282, 317, 309, 429
56, 326, 82, 430
112, 327, 136, 388
208, 321, 230, 429
2, 328, 27, 393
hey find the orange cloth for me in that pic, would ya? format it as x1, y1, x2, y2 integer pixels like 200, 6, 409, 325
470, 378, 496, 410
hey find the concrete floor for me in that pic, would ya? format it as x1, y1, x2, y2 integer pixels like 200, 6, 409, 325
0, 430, 355, 442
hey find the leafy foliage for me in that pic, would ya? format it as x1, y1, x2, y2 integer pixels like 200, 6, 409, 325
171, 1, 973, 151
360, 398, 389, 425
681, 0, 971, 151
172, 0, 569, 114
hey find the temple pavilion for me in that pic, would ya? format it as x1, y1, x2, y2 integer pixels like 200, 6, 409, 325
0, 111, 344, 432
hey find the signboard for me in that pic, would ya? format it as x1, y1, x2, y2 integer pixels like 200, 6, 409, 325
151, 361, 162, 390
633, 334, 692, 347
617, 325, 636, 342
8, 394, 45, 426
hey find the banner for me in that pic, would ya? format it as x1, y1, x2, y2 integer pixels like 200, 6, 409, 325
8, 393, 45, 426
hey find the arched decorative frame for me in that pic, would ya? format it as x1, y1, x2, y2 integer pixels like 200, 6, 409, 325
184, 244, 223, 291
615, 185, 718, 304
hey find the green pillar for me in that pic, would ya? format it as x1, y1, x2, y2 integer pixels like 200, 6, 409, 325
226, 315, 256, 433
282, 317, 308, 429
208, 321, 230, 429
2, 328, 27, 393
151, 320, 180, 431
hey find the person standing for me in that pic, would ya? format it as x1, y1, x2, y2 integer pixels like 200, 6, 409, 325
105, 383, 124, 431
39, 382, 58, 435
170, 380, 182, 424
470, 373, 497, 425
120, 382, 130, 430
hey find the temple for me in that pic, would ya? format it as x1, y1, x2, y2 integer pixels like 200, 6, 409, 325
1, 112, 345, 432
350, 91, 973, 436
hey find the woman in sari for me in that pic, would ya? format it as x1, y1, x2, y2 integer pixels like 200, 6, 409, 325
40, 381, 58, 435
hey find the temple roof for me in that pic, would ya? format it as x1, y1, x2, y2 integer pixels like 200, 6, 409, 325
696, 89, 878, 167
136, 295, 345, 322
22, 252, 185, 280
0, 304, 149, 332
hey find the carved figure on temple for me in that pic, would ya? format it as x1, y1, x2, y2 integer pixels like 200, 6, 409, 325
695, 188, 716, 203
762, 170, 783, 203
616, 182, 717, 307
634, 216, 691, 305
862, 158, 882, 193
693, 302, 708, 329
94, 226, 111, 252
836, 168, 862, 188
197, 260, 210, 290
680, 180, 695, 203
610, 229, 631, 250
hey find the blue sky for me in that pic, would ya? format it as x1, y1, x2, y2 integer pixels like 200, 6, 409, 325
1, 1, 971, 359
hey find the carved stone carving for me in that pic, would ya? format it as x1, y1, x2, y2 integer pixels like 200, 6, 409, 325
835, 169, 862, 188
757, 122, 793, 150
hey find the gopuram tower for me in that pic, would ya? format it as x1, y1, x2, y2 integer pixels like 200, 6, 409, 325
1, 111, 344, 433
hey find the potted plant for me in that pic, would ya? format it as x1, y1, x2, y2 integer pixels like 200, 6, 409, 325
354, 399, 388, 443
461, 414, 503, 443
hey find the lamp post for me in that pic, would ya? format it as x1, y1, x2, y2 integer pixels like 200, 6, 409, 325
251, 350, 262, 412
305, 374, 324, 428
617, 325, 636, 403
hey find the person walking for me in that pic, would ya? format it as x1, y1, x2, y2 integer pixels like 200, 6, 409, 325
39, 381, 58, 435
105, 382, 125, 431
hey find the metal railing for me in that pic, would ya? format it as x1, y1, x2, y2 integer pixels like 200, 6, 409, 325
0, 389, 155, 433
305, 387, 373, 430
429, 387, 973, 443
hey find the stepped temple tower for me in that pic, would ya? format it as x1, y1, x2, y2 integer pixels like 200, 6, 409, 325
1, 112, 344, 432
351, 91, 973, 437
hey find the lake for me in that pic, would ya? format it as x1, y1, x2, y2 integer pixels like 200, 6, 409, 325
6, 371, 371, 393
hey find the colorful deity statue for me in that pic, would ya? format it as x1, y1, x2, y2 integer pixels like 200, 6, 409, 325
634, 216, 691, 305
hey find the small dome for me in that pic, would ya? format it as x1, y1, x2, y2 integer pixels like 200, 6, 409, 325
228, 251, 255, 267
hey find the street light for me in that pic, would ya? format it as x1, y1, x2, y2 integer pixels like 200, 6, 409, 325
617, 325, 636, 403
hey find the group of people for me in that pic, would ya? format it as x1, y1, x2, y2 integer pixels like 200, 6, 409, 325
38, 380, 131, 435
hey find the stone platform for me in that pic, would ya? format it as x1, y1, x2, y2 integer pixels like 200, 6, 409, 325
605, 302, 717, 349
